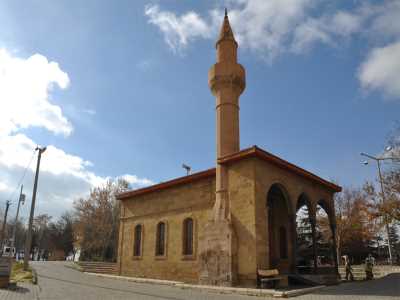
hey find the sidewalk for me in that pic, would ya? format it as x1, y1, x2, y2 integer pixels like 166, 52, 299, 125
0, 283, 39, 300
85, 272, 325, 298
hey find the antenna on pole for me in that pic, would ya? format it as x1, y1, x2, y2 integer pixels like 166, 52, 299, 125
182, 164, 191, 176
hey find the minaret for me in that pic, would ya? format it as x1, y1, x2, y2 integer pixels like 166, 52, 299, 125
209, 9, 246, 220
199, 10, 244, 287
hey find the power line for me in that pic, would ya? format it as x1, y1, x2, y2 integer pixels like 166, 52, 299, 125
4, 148, 36, 205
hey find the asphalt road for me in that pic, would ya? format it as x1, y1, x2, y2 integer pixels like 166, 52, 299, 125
2, 261, 397, 300
31, 261, 262, 300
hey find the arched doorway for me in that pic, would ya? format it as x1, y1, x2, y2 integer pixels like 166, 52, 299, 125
295, 194, 315, 273
315, 200, 336, 272
266, 184, 292, 273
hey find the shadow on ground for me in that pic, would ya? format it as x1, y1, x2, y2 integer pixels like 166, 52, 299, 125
1, 286, 31, 294
314, 273, 400, 297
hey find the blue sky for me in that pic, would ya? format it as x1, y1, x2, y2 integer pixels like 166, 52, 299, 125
1, 0, 399, 218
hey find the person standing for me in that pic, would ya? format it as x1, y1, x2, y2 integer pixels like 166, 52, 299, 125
343, 255, 354, 281
365, 254, 374, 280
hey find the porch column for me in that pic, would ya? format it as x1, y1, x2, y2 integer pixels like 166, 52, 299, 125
309, 215, 318, 274
330, 222, 339, 276
288, 214, 297, 273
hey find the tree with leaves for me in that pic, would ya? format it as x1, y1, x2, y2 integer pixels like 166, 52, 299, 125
334, 187, 381, 264
296, 206, 313, 266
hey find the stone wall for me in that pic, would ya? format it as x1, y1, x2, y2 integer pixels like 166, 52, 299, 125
227, 157, 257, 286
117, 176, 215, 283
254, 156, 335, 274
116, 156, 337, 286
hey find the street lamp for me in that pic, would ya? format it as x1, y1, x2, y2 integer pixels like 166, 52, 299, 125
360, 150, 399, 265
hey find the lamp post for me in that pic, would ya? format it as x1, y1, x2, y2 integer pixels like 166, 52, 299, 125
360, 150, 399, 265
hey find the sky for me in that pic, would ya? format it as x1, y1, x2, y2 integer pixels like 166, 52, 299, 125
0, 0, 400, 220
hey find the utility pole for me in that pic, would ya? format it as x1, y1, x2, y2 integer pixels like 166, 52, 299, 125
361, 152, 399, 265
0, 200, 11, 252
11, 185, 25, 249
24, 146, 46, 271
376, 159, 393, 265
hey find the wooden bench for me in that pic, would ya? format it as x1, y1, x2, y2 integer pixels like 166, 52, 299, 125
257, 269, 285, 289
0, 257, 12, 288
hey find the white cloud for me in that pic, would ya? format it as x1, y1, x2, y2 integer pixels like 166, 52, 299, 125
142, 1, 394, 57
0, 48, 72, 136
0, 182, 7, 192
144, 4, 211, 53
0, 133, 153, 217
120, 174, 154, 187
358, 41, 400, 99
0, 133, 102, 216
144, 0, 315, 59
331, 11, 363, 36
144, 1, 400, 99
291, 17, 332, 53
291, 6, 372, 53
0, 49, 152, 217
144, 1, 369, 59
223, 0, 314, 59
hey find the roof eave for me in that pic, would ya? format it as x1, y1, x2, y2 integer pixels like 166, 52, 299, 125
218, 146, 342, 193
116, 168, 216, 200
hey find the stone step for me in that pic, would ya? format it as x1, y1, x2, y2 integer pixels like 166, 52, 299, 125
78, 261, 118, 275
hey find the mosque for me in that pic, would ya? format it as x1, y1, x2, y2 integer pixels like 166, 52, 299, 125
116, 11, 341, 287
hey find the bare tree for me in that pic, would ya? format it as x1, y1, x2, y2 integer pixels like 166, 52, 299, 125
73, 179, 128, 261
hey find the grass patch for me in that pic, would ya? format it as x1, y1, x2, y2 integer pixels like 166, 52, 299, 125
10, 262, 33, 283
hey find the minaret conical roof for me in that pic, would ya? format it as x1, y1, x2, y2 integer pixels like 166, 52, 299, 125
216, 9, 237, 46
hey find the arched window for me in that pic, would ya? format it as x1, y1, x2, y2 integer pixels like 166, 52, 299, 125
182, 218, 194, 255
279, 226, 288, 259
156, 222, 166, 256
133, 224, 142, 257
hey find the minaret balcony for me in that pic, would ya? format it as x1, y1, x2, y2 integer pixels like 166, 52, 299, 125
208, 62, 246, 95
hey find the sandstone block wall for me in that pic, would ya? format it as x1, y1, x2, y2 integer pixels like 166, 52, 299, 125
254, 157, 335, 273
227, 158, 258, 286
118, 177, 215, 283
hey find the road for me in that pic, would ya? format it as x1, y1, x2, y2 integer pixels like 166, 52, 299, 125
1, 261, 399, 299
32, 261, 259, 300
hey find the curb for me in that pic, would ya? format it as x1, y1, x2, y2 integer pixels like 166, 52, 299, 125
85, 272, 326, 298
273, 286, 326, 298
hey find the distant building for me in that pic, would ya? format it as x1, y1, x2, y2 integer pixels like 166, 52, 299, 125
116, 11, 341, 287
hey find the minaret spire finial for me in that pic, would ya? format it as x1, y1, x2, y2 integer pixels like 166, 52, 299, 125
217, 7, 236, 46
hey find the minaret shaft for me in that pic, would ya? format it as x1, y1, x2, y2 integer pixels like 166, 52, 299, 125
216, 89, 240, 157
199, 10, 244, 286
208, 13, 245, 220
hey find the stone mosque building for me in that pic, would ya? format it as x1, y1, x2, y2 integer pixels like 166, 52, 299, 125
116, 12, 341, 287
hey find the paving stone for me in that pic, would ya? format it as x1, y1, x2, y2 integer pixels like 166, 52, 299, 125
27, 261, 400, 300
0, 282, 39, 300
